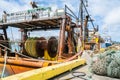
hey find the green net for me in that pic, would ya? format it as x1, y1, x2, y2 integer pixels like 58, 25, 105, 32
27, 7, 51, 13
91, 45, 120, 78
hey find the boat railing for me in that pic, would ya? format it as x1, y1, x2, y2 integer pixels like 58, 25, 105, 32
0, 7, 65, 23
65, 5, 78, 22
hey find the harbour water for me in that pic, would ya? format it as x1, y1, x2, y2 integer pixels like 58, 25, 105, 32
10, 43, 20, 52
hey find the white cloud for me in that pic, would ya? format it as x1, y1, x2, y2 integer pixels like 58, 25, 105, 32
89, 0, 120, 17
0, 0, 30, 16
0, 0, 120, 41
104, 7, 120, 25
88, 0, 120, 41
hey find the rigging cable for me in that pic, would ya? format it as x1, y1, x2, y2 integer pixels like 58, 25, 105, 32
82, 1, 96, 31
10, 27, 19, 52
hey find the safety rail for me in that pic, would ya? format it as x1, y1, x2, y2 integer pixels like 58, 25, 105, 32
0, 5, 79, 24
0, 7, 65, 23
65, 5, 78, 22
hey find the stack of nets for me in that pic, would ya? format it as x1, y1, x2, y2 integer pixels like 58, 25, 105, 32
91, 47, 120, 78
105, 44, 120, 51
94, 44, 120, 54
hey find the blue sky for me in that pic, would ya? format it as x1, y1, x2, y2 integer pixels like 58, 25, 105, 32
0, 0, 120, 41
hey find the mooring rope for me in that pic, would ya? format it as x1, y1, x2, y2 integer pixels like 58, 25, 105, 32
0, 50, 7, 78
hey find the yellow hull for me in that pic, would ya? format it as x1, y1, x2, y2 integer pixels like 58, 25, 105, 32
1, 59, 86, 80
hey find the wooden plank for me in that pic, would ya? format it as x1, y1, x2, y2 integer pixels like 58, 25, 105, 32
39, 21, 56, 26
26, 27, 60, 31
0, 16, 62, 26
21, 23, 35, 27
31, 21, 56, 27
9, 24, 27, 28
44, 20, 57, 25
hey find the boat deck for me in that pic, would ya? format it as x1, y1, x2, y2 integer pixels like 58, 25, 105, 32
0, 7, 76, 30
0, 16, 63, 30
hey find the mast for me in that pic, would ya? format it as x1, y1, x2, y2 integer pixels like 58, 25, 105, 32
80, 0, 89, 50
80, 0, 84, 50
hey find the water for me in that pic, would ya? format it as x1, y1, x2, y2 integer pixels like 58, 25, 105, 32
101, 43, 106, 48
10, 43, 20, 52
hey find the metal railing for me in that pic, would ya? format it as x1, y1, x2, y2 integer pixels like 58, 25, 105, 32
0, 5, 79, 24
65, 5, 78, 22
0, 7, 65, 23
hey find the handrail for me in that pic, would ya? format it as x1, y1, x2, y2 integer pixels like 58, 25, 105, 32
0, 7, 65, 24
65, 5, 78, 20
0, 5, 78, 24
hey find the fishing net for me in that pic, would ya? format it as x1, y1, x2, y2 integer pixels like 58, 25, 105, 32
91, 45, 120, 78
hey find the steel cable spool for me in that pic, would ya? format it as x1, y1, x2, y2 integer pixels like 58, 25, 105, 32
25, 38, 36, 57
25, 37, 47, 58
36, 37, 47, 57
47, 37, 58, 58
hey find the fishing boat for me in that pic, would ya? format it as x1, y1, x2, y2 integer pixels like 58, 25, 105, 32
0, 0, 99, 79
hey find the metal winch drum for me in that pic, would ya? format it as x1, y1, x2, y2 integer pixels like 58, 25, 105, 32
24, 37, 47, 58
24, 37, 58, 58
